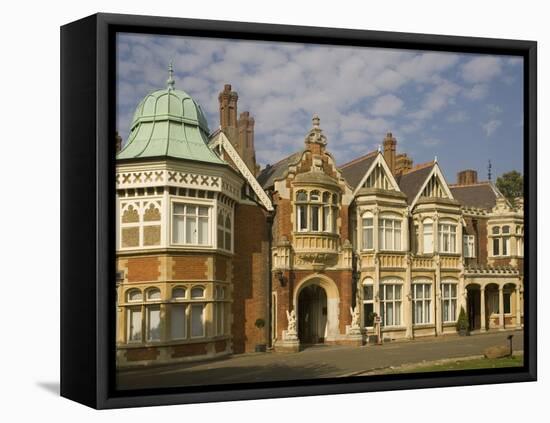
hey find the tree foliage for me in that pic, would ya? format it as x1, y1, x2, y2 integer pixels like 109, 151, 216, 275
496, 171, 523, 202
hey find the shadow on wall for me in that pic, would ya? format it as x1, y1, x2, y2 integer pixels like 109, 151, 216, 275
117, 362, 341, 390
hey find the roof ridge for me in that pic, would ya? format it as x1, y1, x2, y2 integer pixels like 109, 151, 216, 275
340, 150, 378, 169
401, 160, 434, 174
449, 180, 492, 188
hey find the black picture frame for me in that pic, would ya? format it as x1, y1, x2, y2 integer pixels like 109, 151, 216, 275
60, 12, 537, 409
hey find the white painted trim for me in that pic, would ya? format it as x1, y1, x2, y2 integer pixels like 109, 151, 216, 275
217, 133, 274, 211
410, 163, 455, 209
352, 152, 402, 196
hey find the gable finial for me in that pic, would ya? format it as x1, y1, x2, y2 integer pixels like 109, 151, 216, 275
434, 155, 438, 163
377, 144, 382, 153
167, 61, 175, 90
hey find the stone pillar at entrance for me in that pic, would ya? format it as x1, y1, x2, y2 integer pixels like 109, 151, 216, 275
498, 287, 505, 330
480, 287, 486, 332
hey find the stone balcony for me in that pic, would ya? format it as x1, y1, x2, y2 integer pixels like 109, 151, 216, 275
293, 232, 340, 268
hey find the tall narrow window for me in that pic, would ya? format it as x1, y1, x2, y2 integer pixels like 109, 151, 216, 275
127, 307, 142, 343
463, 235, 476, 258
362, 213, 374, 250
146, 305, 161, 341
413, 283, 432, 324
296, 191, 308, 232
191, 304, 205, 337
379, 216, 402, 251
170, 304, 186, 340
380, 282, 402, 326
362, 279, 375, 327
423, 219, 433, 254
441, 282, 458, 322
438, 221, 457, 253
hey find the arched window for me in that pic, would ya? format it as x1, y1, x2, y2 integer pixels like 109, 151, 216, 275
379, 213, 402, 251
362, 278, 375, 327
361, 211, 374, 250
127, 289, 142, 302
191, 286, 205, 299
172, 287, 186, 300
146, 288, 161, 301
438, 219, 457, 253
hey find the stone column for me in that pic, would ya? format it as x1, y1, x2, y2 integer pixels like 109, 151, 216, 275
515, 284, 522, 328
404, 254, 412, 339
480, 287, 486, 332
499, 287, 505, 330
435, 256, 442, 335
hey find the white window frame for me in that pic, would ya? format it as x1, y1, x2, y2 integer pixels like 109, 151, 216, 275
441, 282, 458, 322
145, 304, 161, 342
126, 306, 143, 343
463, 234, 476, 258
171, 201, 212, 246
378, 215, 402, 251
412, 282, 432, 325
380, 281, 403, 327
438, 220, 457, 253
295, 190, 337, 233
423, 218, 433, 254
361, 212, 374, 251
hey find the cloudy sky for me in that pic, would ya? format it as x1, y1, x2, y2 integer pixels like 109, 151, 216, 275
117, 33, 524, 181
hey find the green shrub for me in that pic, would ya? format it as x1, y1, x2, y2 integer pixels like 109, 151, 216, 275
456, 306, 469, 331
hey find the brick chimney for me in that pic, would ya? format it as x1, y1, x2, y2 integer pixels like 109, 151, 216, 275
457, 169, 478, 185
383, 132, 397, 174
395, 153, 413, 175
238, 111, 257, 175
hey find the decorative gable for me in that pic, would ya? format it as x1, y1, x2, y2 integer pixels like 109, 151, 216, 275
354, 152, 401, 195
410, 163, 454, 208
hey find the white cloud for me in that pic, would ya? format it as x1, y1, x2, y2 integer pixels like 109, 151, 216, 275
482, 119, 502, 137
370, 94, 404, 116
446, 110, 469, 123
461, 56, 502, 83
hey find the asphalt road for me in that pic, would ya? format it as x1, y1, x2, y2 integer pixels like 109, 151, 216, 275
117, 329, 523, 390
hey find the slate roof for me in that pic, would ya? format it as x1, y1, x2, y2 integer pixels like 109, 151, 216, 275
257, 151, 303, 189
449, 182, 501, 210
396, 162, 435, 204
339, 152, 378, 189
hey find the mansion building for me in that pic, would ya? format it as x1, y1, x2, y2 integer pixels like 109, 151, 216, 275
115, 69, 524, 366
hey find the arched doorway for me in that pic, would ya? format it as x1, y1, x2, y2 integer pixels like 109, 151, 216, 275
298, 284, 328, 345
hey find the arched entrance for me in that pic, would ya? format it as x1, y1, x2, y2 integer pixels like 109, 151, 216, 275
298, 284, 327, 344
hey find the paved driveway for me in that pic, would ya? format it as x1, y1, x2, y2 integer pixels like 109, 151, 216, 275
117, 330, 523, 390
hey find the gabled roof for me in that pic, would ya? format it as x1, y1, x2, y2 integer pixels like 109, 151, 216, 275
257, 151, 303, 189
339, 151, 378, 189
449, 181, 502, 210
396, 161, 435, 204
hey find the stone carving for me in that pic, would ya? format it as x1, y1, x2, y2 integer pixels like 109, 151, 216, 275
284, 310, 298, 340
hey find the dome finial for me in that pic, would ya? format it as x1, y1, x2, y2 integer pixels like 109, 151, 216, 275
312, 114, 320, 129
167, 61, 175, 90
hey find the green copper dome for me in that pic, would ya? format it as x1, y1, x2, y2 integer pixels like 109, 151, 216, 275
117, 64, 224, 164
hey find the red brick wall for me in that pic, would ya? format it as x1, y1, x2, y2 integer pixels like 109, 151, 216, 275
171, 343, 207, 358
125, 347, 159, 361
126, 257, 160, 282
464, 216, 489, 267
173, 256, 208, 280
232, 203, 269, 353
215, 255, 228, 281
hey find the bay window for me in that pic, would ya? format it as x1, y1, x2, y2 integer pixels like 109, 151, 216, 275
423, 219, 433, 254
438, 221, 457, 253
378, 216, 402, 251
380, 281, 402, 326
361, 213, 374, 250
170, 303, 187, 340
217, 210, 232, 251
172, 203, 210, 245
191, 304, 205, 338
295, 190, 338, 233
127, 307, 142, 343
413, 282, 432, 324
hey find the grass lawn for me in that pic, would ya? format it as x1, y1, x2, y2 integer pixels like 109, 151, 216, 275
381, 354, 524, 374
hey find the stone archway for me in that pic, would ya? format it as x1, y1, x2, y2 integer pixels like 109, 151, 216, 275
293, 274, 340, 344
